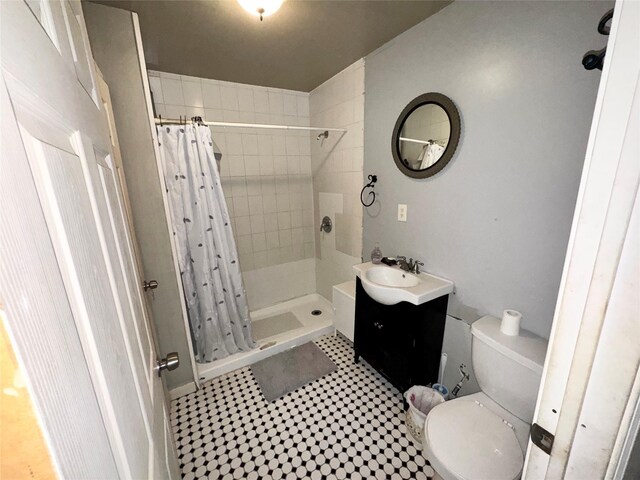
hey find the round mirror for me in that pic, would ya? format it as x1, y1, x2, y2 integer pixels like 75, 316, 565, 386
392, 93, 460, 179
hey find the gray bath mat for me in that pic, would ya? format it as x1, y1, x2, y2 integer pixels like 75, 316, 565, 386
251, 342, 337, 402
251, 312, 303, 341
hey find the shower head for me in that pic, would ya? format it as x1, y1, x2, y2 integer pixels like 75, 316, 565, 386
316, 130, 329, 141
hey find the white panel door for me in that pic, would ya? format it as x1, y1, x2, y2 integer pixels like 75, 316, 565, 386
0, 1, 179, 478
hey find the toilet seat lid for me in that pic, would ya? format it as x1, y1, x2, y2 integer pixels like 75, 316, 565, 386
426, 399, 523, 480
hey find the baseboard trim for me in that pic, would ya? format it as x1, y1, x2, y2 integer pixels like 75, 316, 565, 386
169, 381, 197, 400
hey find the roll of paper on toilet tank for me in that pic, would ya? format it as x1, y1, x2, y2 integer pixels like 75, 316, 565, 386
500, 309, 522, 336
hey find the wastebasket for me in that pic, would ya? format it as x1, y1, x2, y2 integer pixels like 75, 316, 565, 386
404, 386, 446, 444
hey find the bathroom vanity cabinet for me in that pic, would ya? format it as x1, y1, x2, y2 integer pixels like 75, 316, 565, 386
353, 277, 448, 394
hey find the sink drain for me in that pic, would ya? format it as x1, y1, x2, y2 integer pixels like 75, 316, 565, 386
311, 309, 322, 316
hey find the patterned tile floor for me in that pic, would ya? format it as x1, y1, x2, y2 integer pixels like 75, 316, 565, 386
171, 334, 434, 479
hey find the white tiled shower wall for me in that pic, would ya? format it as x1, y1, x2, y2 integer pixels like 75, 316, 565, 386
310, 59, 365, 299
148, 70, 315, 310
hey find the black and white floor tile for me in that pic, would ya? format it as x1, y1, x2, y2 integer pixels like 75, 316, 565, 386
171, 334, 434, 479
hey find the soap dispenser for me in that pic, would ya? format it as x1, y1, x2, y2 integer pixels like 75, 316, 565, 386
371, 243, 383, 264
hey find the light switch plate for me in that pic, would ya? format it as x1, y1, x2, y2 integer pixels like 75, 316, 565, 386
397, 204, 407, 222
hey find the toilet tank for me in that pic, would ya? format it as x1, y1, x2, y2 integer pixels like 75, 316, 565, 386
471, 316, 547, 423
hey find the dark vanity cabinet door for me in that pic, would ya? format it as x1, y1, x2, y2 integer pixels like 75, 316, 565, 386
354, 277, 447, 394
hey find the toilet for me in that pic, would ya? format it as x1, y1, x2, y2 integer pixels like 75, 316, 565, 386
422, 315, 547, 480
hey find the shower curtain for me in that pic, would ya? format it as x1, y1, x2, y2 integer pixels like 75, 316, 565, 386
157, 124, 255, 362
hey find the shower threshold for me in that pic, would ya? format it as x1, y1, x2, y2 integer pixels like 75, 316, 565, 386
195, 294, 334, 384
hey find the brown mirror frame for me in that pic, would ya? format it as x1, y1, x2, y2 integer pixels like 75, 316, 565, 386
391, 92, 461, 179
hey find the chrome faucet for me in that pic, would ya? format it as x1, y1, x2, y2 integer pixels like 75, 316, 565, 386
396, 256, 410, 271
396, 256, 424, 274
411, 259, 424, 274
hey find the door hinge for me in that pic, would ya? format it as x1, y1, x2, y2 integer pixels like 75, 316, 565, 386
530, 423, 554, 455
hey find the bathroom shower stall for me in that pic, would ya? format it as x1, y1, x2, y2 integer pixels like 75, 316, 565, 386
85, 2, 365, 393
149, 71, 356, 383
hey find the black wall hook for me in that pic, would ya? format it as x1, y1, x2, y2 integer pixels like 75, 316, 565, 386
360, 174, 378, 207
583, 8, 613, 71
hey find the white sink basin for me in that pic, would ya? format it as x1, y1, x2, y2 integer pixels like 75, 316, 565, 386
353, 262, 454, 306
365, 266, 420, 288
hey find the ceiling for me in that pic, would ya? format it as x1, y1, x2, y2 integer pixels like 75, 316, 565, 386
87, 0, 451, 92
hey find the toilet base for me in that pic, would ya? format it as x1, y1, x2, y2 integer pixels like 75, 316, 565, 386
431, 470, 444, 480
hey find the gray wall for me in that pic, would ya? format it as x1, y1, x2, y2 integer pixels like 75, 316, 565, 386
85, 3, 194, 389
363, 1, 610, 338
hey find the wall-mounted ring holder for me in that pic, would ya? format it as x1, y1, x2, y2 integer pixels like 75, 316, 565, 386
360, 174, 377, 207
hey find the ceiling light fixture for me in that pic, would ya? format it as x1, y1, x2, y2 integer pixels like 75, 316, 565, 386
238, 0, 283, 21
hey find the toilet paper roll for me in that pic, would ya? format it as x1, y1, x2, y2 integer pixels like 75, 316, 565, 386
501, 309, 522, 336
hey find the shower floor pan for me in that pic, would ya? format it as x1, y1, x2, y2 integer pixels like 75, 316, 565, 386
196, 294, 335, 383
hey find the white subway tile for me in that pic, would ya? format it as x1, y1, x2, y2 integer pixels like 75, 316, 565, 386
263, 194, 277, 214
220, 85, 239, 111
182, 81, 203, 107
278, 229, 292, 247
161, 77, 184, 105
202, 83, 222, 109
303, 226, 314, 243
251, 233, 267, 252
204, 108, 224, 122
164, 104, 186, 117
266, 231, 279, 250
297, 95, 310, 118
242, 134, 259, 155
237, 234, 253, 254
267, 249, 281, 266
257, 135, 272, 155
299, 137, 311, 155
304, 242, 315, 259
268, 91, 284, 114
234, 216, 251, 236
300, 156, 312, 175
289, 192, 303, 210
250, 215, 265, 234
237, 88, 254, 112
253, 89, 269, 113
244, 156, 260, 176
255, 112, 270, 124
233, 196, 249, 216
285, 136, 300, 155
274, 155, 287, 175
277, 212, 291, 230
228, 155, 246, 176
248, 196, 264, 215
238, 111, 256, 123
283, 94, 297, 116
259, 155, 274, 175
261, 177, 276, 196
222, 110, 241, 122
272, 136, 286, 155
264, 212, 278, 232
291, 227, 304, 246
290, 210, 303, 228
276, 193, 290, 212
225, 133, 243, 155
253, 251, 268, 269
154, 104, 166, 116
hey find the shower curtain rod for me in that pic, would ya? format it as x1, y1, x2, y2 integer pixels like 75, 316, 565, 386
154, 116, 346, 133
